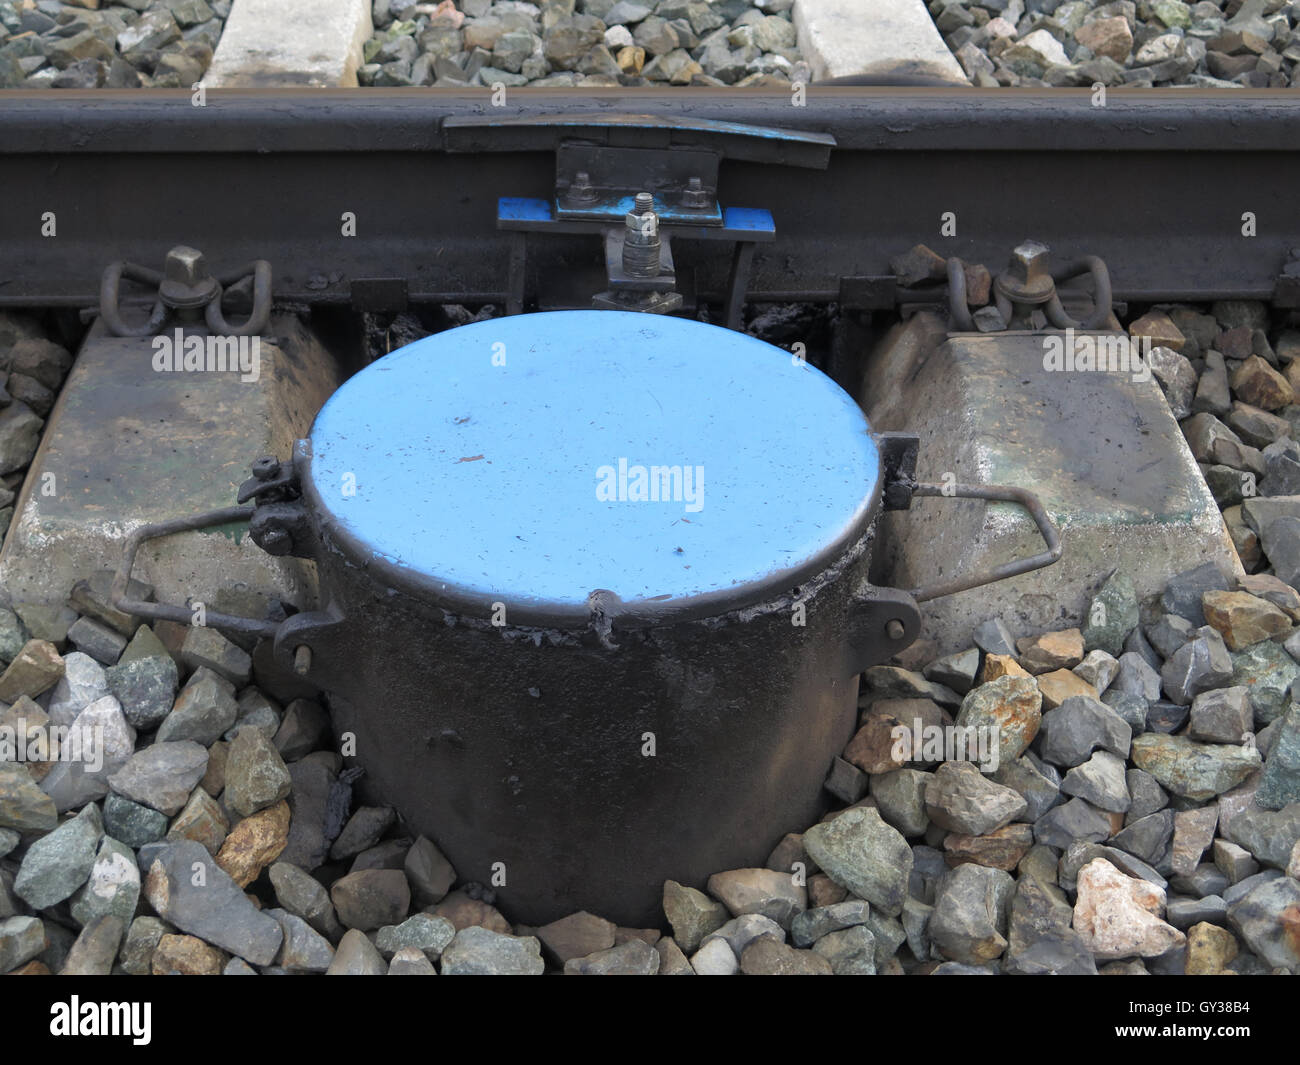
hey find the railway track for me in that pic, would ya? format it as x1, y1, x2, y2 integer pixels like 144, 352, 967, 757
0, 67, 1298, 993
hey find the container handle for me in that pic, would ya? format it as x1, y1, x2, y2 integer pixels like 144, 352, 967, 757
905, 482, 1062, 604
110, 506, 283, 640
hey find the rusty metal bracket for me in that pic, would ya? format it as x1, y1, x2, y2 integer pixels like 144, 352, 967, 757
877, 431, 920, 511
905, 482, 1063, 604
948, 242, 1112, 332
99, 244, 272, 337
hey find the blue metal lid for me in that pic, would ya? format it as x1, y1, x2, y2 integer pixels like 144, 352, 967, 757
305, 311, 880, 626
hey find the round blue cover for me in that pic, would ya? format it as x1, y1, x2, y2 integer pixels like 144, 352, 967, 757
306, 311, 879, 622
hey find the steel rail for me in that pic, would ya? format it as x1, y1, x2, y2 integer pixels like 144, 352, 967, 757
1, 89, 1297, 309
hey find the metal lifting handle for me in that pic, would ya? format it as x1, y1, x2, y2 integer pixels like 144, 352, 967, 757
907, 482, 1062, 604
111, 506, 282, 640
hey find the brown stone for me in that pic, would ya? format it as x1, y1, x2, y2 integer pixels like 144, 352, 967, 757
982, 653, 1030, 683
1217, 325, 1254, 361
1075, 15, 1132, 61
167, 787, 229, 855
614, 926, 661, 946
844, 710, 907, 774
739, 935, 832, 975
954, 674, 1042, 761
1236, 573, 1300, 621
1202, 589, 1292, 651
808, 873, 848, 908
961, 262, 991, 306
432, 890, 513, 934
8, 960, 51, 975
890, 244, 948, 288
1231, 355, 1295, 411
1037, 668, 1097, 710
942, 823, 1035, 871
616, 45, 644, 74
215, 800, 290, 887
1224, 506, 1262, 570
535, 910, 616, 965
1170, 806, 1218, 877
200, 740, 229, 797
1185, 922, 1238, 975
1016, 629, 1085, 675
0, 640, 64, 702
1072, 859, 1185, 960
1128, 309, 1185, 352
151, 933, 226, 975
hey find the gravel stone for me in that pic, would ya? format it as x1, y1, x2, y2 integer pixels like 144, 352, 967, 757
1112, 809, 1176, 866
325, 927, 387, 975
929, 863, 1015, 964
166, 786, 229, 854
565, 937, 660, 974
1004, 872, 1097, 975
990, 754, 1062, 822
1073, 858, 1185, 960
67, 617, 127, 665
1226, 875, 1300, 970
375, 913, 456, 961
105, 655, 178, 732
1061, 750, 1130, 812
662, 879, 729, 952
924, 761, 1027, 835
1034, 797, 1112, 849
223, 724, 292, 818
1130, 733, 1262, 801
14, 803, 103, 909
46, 651, 108, 726
156, 667, 238, 746
1038, 694, 1132, 767
108, 741, 208, 816
273, 699, 330, 761
1161, 632, 1234, 705
441, 926, 545, 975
803, 807, 911, 916
144, 840, 282, 965
330, 868, 410, 930
103, 792, 169, 848
954, 673, 1042, 761
39, 694, 136, 812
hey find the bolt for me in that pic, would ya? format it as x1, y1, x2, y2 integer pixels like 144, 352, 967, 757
293, 645, 312, 676
886, 618, 905, 640
567, 170, 597, 206
996, 240, 1056, 304
164, 245, 209, 287
623, 191, 662, 279
159, 244, 219, 309
681, 176, 710, 209
252, 456, 280, 481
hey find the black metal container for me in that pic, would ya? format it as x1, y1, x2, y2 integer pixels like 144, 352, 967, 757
116, 311, 1057, 928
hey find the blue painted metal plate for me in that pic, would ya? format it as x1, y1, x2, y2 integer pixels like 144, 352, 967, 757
306, 311, 880, 623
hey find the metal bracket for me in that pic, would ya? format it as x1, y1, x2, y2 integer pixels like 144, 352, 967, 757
946, 241, 1112, 333
99, 244, 272, 338
478, 114, 833, 329
877, 432, 920, 512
